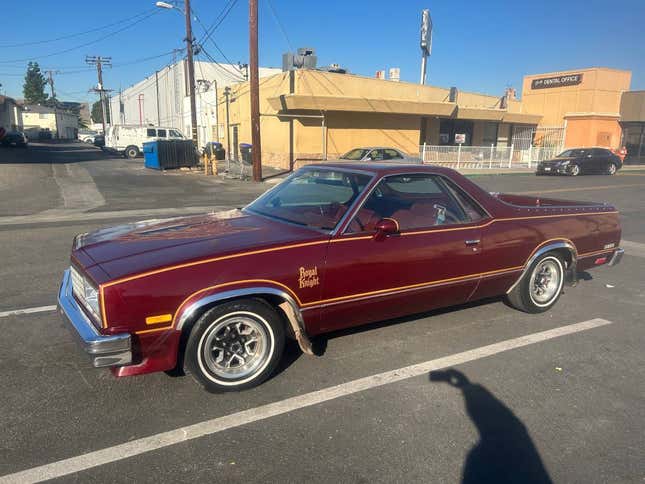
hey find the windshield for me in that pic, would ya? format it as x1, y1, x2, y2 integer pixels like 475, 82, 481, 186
246, 168, 372, 230
340, 148, 370, 160
558, 149, 589, 157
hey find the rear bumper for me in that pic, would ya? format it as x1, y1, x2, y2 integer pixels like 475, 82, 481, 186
57, 269, 132, 368
608, 248, 624, 266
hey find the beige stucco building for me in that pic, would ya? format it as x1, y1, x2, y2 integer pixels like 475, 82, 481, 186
22, 105, 78, 139
218, 70, 540, 169
521, 67, 631, 149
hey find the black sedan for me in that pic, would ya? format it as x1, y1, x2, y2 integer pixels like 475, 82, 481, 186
536, 148, 622, 176
1, 131, 28, 148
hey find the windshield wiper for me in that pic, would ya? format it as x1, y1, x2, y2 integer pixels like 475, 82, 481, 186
249, 209, 310, 227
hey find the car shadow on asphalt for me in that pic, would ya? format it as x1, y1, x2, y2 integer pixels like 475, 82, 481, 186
429, 369, 553, 484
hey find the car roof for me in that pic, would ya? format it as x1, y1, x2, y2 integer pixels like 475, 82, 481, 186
346, 146, 403, 151
304, 161, 456, 176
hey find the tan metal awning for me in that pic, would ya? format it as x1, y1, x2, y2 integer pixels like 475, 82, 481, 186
501, 112, 542, 124
455, 107, 504, 121
267, 94, 457, 117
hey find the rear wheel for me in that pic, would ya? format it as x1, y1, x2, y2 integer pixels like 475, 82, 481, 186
569, 164, 580, 176
506, 253, 565, 313
124, 145, 139, 159
185, 298, 285, 392
606, 162, 617, 175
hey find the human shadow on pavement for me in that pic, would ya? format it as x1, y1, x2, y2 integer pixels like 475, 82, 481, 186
429, 369, 553, 484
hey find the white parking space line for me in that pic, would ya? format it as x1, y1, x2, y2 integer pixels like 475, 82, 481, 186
0, 318, 612, 484
0, 305, 56, 319
621, 239, 645, 259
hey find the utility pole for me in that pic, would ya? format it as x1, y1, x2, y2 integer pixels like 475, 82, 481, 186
224, 86, 232, 173
45, 70, 59, 138
249, 0, 262, 181
45, 70, 58, 102
86, 56, 112, 134
184, 0, 198, 144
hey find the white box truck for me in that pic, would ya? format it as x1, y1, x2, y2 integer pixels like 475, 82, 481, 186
105, 125, 186, 159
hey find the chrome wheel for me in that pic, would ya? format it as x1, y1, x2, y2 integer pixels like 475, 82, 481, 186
608, 163, 616, 175
570, 165, 580, 176
529, 258, 562, 307
199, 312, 272, 382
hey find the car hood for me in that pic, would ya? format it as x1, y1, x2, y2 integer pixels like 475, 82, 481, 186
73, 209, 325, 281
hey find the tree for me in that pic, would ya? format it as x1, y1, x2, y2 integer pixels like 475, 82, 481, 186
91, 100, 110, 124
23, 62, 49, 105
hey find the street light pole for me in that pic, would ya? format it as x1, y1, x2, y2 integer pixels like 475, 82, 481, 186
184, 0, 198, 145
249, 0, 262, 181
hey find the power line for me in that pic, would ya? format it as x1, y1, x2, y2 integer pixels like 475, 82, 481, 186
198, 0, 240, 46
0, 11, 160, 64
0, 8, 157, 48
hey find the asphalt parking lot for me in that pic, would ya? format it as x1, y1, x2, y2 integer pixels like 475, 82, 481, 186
1, 142, 644, 483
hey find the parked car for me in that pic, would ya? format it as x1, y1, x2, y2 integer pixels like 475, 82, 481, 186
339, 146, 420, 163
58, 163, 622, 392
93, 134, 105, 148
78, 130, 98, 143
0, 131, 28, 147
105, 125, 186, 159
536, 147, 622, 176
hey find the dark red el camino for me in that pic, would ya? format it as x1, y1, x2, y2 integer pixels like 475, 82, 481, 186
58, 163, 623, 391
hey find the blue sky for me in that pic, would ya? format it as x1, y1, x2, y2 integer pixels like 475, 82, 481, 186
1, 0, 644, 105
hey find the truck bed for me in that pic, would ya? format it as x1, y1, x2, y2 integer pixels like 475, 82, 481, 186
492, 192, 609, 208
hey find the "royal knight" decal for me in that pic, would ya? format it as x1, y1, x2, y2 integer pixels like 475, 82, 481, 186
299, 266, 320, 289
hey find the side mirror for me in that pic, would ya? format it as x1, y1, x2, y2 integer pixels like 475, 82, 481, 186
374, 218, 399, 239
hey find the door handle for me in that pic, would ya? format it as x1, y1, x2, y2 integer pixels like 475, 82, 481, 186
464, 239, 480, 246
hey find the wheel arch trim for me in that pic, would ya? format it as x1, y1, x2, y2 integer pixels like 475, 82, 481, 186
506, 240, 577, 294
175, 286, 314, 355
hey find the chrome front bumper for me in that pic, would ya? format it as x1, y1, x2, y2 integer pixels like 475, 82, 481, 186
608, 248, 624, 266
58, 269, 132, 368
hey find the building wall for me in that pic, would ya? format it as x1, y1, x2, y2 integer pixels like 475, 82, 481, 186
522, 67, 631, 126
110, 60, 280, 146
0, 96, 22, 132
564, 116, 622, 148
218, 70, 539, 169
22, 110, 77, 139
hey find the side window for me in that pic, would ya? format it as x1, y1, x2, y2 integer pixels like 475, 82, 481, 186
367, 149, 384, 161
592, 148, 609, 157
346, 174, 485, 233
383, 149, 403, 160
146, 128, 156, 137
170, 129, 183, 138
157, 129, 167, 137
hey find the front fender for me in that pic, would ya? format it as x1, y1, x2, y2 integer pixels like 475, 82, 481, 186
174, 284, 314, 355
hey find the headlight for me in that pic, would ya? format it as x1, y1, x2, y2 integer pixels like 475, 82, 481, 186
83, 282, 100, 318
70, 266, 102, 323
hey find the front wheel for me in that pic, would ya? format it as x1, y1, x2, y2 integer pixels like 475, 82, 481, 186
606, 162, 617, 175
569, 164, 580, 176
184, 298, 285, 392
124, 145, 139, 159
506, 253, 565, 313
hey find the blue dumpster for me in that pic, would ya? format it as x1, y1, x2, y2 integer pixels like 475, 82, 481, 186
143, 141, 160, 169
144, 140, 198, 170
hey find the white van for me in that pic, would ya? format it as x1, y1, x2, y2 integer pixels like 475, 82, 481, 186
105, 125, 186, 159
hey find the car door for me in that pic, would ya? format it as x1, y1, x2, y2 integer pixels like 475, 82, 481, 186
591, 148, 610, 173
318, 173, 488, 333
